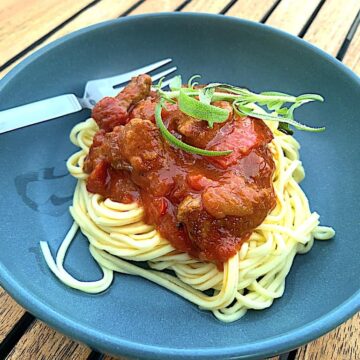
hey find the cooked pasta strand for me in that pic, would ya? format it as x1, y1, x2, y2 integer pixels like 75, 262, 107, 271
40, 118, 334, 322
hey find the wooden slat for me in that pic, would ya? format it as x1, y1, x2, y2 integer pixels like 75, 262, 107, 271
0, 0, 186, 79
343, 23, 360, 75
6, 321, 91, 360
103, 355, 281, 359
303, 0, 360, 56
266, 0, 322, 35
296, 313, 360, 360
1, 2, 359, 360
0, 287, 25, 342
0, 0, 139, 79
181, 0, 232, 13
40, 0, 140, 46
103, 354, 279, 360
0, 0, 93, 67
226, 0, 277, 22
130, 0, 185, 15
102, 350, 281, 360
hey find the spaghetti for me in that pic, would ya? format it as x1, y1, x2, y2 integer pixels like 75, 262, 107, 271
41, 117, 334, 322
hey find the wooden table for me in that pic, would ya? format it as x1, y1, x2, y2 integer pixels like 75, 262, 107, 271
0, 0, 359, 359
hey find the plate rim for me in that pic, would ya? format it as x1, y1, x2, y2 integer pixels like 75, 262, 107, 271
0, 12, 359, 360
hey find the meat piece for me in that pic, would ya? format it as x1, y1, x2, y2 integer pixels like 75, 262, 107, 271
100, 126, 129, 171
177, 195, 202, 221
129, 98, 156, 122
91, 97, 128, 133
177, 171, 275, 262
169, 174, 191, 204
207, 116, 274, 169
116, 74, 152, 103
174, 101, 233, 148
176, 194, 236, 262
118, 119, 173, 196
129, 91, 158, 122
86, 160, 109, 195
85, 118, 167, 174
237, 148, 275, 186
92, 74, 152, 131
186, 174, 217, 191
86, 118, 173, 197
86, 160, 140, 204
202, 175, 273, 219
83, 127, 127, 173
84, 79, 277, 263
83, 129, 106, 173
116, 118, 167, 173
176, 116, 223, 148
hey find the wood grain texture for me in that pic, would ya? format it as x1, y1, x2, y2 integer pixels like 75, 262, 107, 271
226, 0, 277, 21
130, 0, 185, 15
1, 1, 360, 360
40, 0, 139, 45
0, 0, 139, 79
101, 350, 285, 360
303, 0, 360, 56
0, 0, 184, 80
181, 0, 232, 13
6, 320, 91, 360
93, 353, 279, 360
296, 313, 360, 360
343, 23, 360, 75
0, 287, 25, 342
266, 0, 322, 35
0, 0, 93, 66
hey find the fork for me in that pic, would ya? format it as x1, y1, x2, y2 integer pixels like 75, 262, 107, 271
0, 58, 176, 134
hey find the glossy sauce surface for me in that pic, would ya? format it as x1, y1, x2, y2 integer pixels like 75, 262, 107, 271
84, 75, 276, 263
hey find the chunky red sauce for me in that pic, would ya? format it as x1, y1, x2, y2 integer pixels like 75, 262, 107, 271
84, 74, 276, 264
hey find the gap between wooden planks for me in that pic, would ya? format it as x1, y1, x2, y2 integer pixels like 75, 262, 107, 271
0, 0, 94, 67
5, 321, 91, 360
296, 312, 360, 360
303, 0, 360, 56
343, 21, 360, 75
1, 0, 359, 79
0, 0, 359, 359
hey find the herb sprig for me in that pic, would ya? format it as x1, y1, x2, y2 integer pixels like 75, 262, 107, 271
154, 100, 232, 157
153, 75, 325, 156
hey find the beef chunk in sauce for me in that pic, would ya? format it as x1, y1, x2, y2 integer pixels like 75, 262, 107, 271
84, 74, 276, 263
92, 74, 151, 131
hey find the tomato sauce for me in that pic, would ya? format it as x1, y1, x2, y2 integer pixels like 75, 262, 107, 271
84, 74, 276, 264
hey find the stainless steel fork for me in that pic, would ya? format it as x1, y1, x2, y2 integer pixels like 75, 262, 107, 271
0, 58, 176, 134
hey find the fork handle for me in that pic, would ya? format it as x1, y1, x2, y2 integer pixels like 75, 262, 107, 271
0, 94, 83, 134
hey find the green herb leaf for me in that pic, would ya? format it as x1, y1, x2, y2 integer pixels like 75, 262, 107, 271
155, 102, 232, 157
265, 101, 283, 112
296, 94, 324, 102
198, 87, 215, 105
205, 83, 251, 96
235, 104, 325, 132
169, 75, 182, 91
260, 91, 293, 97
155, 75, 326, 135
188, 75, 201, 89
152, 76, 165, 90
276, 107, 290, 116
178, 88, 230, 128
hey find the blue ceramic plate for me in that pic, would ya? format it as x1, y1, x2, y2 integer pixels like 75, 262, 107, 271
0, 13, 359, 360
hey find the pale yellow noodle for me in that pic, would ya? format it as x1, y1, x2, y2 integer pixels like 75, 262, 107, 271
40, 118, 335, 322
